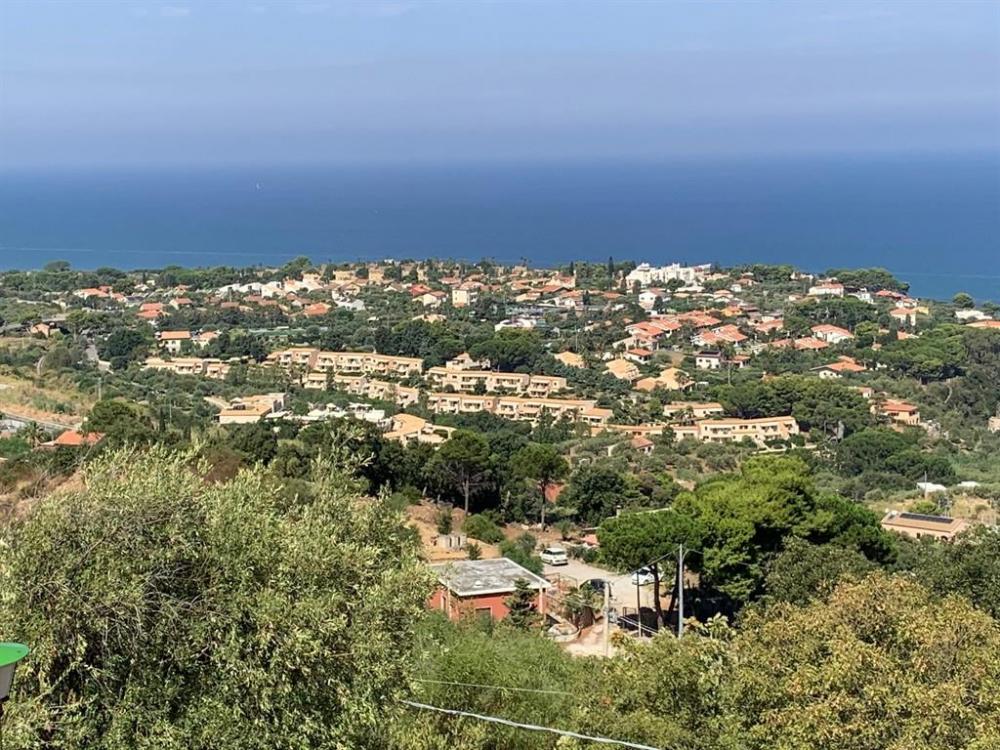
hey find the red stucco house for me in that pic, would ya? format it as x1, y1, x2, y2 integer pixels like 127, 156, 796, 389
428, 557, 549, 623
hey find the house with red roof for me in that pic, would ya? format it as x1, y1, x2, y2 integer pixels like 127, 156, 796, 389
40, 430, 104, 450
876, 399, 921, 427
303, 302, 333, 318
158, 330, 192, 354
794, 337, 829, 351
811, 324, 854, 345
812, 357, 867, 379
754, 318, 784, 336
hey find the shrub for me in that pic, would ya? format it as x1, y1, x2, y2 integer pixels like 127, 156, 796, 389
499, 533, 543, 574
462, 513, 505, 544
435, 507, 453, 535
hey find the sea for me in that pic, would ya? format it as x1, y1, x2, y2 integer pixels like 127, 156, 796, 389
1, 154, 998, 301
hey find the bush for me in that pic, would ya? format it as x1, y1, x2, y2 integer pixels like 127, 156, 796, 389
909, 498, 940, 515
385, 487, 421, 513
0, 446, 431, 748
435, 507, 453, 535
462, 513, 505, 544
570, 545, 600, 564
0, 437, 30, 459
555, 519, 574, 540
499, 533, 543, 574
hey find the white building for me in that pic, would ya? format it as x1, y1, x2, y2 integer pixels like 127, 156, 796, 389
638, 290, 662, 310
955, 309, 990, 322
494, 317, 538, 331
626, 262, 710, 288
811, 324, 854, 345
808, 282, 845, 298
695, 351, 723, 370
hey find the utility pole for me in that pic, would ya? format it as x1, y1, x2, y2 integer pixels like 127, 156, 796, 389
635, 577, 645, 638
677, 544, 685, 638
603, 581, 611, 657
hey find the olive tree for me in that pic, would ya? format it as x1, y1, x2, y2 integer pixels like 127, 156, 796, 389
0, 446, 431, 749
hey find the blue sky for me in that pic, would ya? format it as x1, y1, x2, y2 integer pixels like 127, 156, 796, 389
1, 0, 998, 167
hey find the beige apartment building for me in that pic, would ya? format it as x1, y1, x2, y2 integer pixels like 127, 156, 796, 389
302, 372, 610, 426
595, 415, 798, 446
426, 367, 567, 397
144, 357, 230, 379
268, 348, 423, 377
268, 347, 321, 370
451, 285, 480, 308
425, 392, 496, 415
496, 396, 610, 425
217, 393, 286, 425
592, 423, 668, 438
678, 415, 799, 446
445, 352, 491, 370
203, 360, 232, 379
303, 374, 421, 406
423, 392, 610, 425
663, 401, 724, 421
315, 351, 423, 377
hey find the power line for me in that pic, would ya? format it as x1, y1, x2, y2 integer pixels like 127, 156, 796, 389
412, 678, 575, 697
400, 700, 663, 750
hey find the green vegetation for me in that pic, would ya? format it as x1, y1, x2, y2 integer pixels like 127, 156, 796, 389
0, 447, 429, 749
2, 258, 1000, 747
600, 455, 895, 611
716, 374, 870, 436
462, 512, 505, 543
398, 573, 1000, 750
0, 422, 996, 749
425, 430, 492, 513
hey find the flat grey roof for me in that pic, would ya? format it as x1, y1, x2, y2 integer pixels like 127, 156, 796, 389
430, 557, 550, 597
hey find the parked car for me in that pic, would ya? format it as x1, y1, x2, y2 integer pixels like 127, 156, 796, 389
631, 566, 657, 586
540, 546, 569, 565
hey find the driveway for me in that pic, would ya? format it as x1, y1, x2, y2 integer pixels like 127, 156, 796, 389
543, 559, 660, 611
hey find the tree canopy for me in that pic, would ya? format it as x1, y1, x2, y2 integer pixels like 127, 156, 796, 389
0, 447, 430, 749
425, 430, 492, 513
716, 375, 871, 436
728, 574, 1000, 750
509, 443, 568, 527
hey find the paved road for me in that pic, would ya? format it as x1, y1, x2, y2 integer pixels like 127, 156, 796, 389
0, 408, 79, 432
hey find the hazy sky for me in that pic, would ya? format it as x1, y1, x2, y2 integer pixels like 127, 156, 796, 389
1, 0, 998, 167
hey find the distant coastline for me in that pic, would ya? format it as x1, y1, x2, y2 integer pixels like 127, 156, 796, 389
1, 154, 997, 301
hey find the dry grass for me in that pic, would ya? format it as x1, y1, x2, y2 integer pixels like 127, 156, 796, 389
0, 371, 92, 425
405, 502, 503, 562
950, 494, 998, 525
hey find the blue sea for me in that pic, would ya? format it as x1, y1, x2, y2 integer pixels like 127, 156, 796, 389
1, 155, 998, 301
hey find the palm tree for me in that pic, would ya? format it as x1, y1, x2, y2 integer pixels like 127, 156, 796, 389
22, 421, 44, 448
